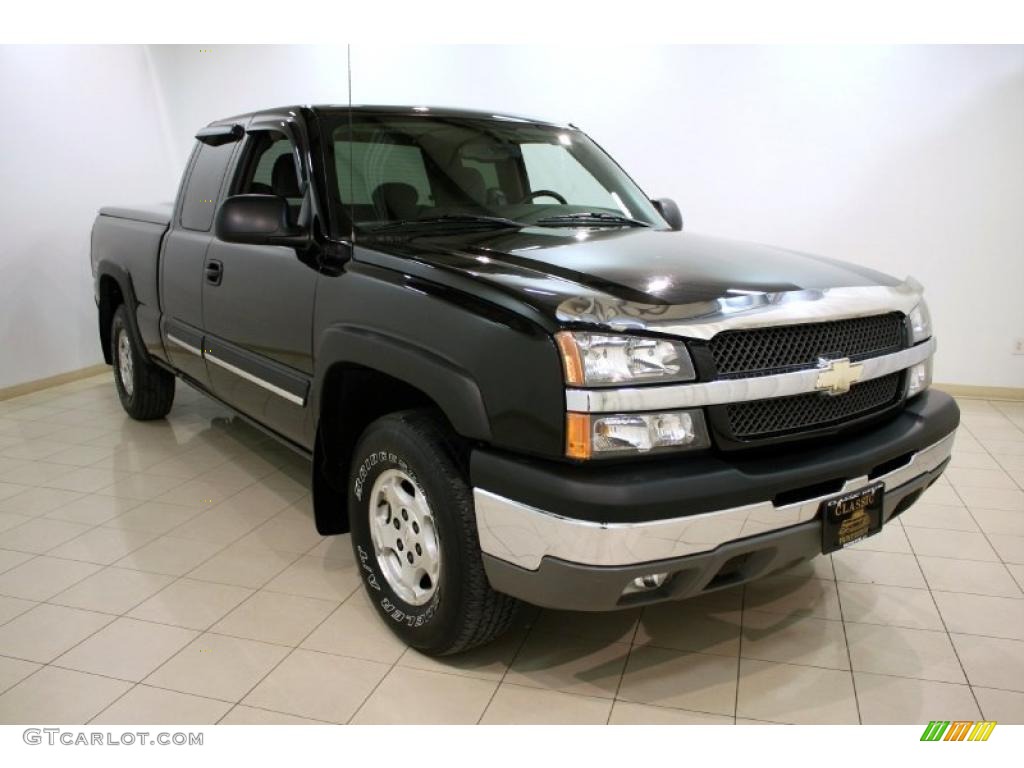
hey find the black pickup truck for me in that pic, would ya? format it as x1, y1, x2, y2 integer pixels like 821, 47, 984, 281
91, 105, 959, 655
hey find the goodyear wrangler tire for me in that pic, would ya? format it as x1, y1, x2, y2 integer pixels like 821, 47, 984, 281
348, 409, 519, 655
111, 305, 175, 420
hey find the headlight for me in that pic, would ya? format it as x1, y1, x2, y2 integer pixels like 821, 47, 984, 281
566, 410, 710, 459
555, 331, 695, 387
909, 302, 932, 344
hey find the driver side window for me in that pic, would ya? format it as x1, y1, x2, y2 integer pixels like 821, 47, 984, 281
235, 131, 303, 205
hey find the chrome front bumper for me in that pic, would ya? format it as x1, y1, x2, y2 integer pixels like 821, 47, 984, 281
473, 432, 955, 572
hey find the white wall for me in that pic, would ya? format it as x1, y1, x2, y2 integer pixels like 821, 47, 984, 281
0, 45, 177, 389
4, 45, 1020, 390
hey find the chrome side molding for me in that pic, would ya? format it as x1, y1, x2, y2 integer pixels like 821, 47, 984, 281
166, 330, 306, 407
566, 337, 936, 413
473, 431, 954, 570
166, 334, 203, 358
205, 353, 306, 407
556, 278, 923, 339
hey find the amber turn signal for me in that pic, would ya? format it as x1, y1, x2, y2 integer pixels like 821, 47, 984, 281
565, 412, 592, 459
555, 332, 585, 386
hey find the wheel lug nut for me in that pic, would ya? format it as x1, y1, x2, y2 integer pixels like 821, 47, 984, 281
415, 543, 422, 555
396, 539, 404, 551
393, 519, 400, 529
412, 522, 420, 534
407, 552, 414, 564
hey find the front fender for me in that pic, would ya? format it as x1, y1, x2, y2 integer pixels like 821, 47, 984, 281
312, 324, 492, 442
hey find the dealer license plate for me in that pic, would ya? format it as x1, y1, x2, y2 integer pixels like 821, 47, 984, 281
821, 483, 883, 554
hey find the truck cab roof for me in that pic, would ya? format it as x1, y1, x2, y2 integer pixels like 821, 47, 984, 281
204, 104, 569, 130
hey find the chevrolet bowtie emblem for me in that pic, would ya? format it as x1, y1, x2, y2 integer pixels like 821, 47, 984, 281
815, 357, 863, 396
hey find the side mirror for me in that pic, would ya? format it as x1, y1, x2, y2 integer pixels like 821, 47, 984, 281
215, 194, 309, 247
651, 198, 683, 231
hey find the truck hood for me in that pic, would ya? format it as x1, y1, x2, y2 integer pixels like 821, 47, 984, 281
357, 226, 902, 321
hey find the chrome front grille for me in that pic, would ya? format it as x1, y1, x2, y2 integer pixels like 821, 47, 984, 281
703, 313, 908, 445
708, 313, 906, 379
723, 372, 903, 439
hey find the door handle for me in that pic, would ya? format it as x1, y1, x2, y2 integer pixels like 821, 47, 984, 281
205, 260, 223, 286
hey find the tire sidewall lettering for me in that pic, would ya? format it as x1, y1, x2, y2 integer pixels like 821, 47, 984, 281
354, 451, 408, 501
355, 544, 381, 592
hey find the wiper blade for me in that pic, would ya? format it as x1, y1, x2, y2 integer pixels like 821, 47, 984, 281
535, 212, 650, 228
366, 214, 524, 233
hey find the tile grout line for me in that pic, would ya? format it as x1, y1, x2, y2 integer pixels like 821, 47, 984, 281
343, 601, 416, 724
110, 550, 351, 725
85, 680, 141, 725
218, 699, 339, 725
730, 584, 748, 724
6, 592, 420, 706
0, 600, 129, 715
211, 586, 362, 724
834, 555, 863, 724
905, 477, 985, 718
475, 611, 537, 725
76, 569, 295, 724
604, 608, 644, 725
126, 572, 360, 726
951, 423, 1024, 591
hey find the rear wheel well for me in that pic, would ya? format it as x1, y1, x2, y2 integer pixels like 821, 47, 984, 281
313, 364, 467, 535
98, 276, 125, 364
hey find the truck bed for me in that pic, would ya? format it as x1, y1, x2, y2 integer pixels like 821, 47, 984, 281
98, 203, 173, 226
91, 203, 174, 362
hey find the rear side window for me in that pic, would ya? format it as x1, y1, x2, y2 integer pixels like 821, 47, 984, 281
180, 140, 235, 231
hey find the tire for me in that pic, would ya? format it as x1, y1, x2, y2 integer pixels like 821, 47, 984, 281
348, 409, 519, 655
111, 304, 175, 420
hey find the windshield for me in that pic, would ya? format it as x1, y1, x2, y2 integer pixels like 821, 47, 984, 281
325, 112, 666, 233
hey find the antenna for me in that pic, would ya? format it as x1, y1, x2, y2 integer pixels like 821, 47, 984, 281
347, 44, 355, 242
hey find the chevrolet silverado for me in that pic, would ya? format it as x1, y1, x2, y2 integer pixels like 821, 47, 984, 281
91, 105, 959, 654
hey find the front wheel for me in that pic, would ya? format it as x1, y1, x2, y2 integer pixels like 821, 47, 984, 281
348, 410, 519, 655
111, 305, 175, 420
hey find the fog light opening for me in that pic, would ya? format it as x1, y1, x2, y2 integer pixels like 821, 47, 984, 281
623, 571, 669, 596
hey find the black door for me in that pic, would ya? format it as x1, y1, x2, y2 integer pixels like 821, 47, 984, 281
201, 122, 318, 446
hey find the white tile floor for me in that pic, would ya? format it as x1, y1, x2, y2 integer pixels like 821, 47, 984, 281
0, 375, 1023, 725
